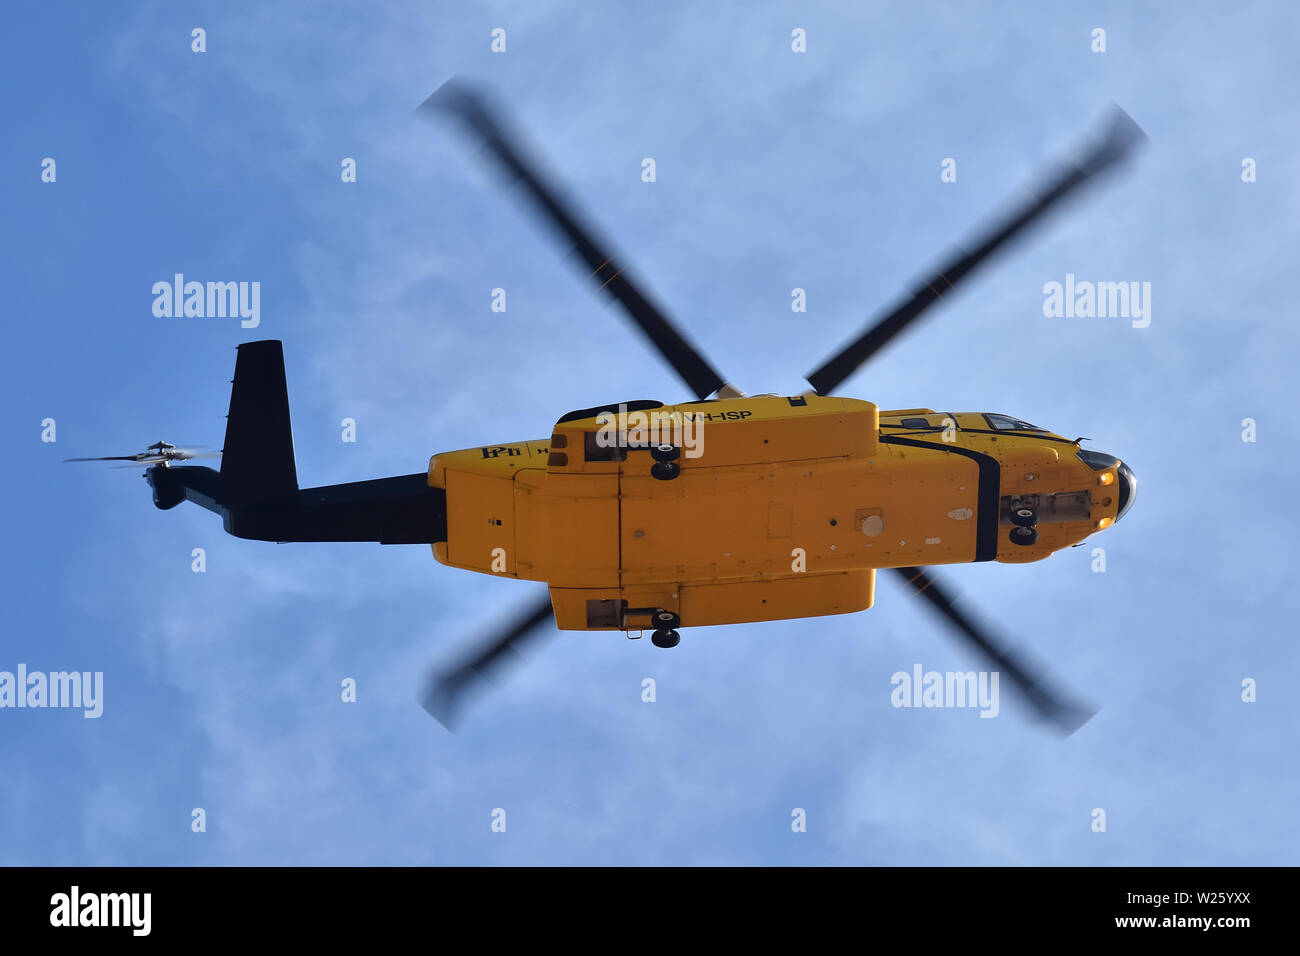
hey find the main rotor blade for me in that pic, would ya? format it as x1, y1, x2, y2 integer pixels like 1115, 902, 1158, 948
419, 594, 554, 729
807, 106, 1147, 396
64, 456, 143, 462
421, 79, 731, 400
892, 566, 1095, 735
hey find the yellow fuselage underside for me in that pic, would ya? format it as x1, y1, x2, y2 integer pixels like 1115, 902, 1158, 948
429, 396, 1117, 631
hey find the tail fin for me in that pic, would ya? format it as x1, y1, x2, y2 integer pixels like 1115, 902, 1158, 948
221, 340, 299, 506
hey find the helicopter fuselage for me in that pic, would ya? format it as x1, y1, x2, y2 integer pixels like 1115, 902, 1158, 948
429, 395, 1133, 632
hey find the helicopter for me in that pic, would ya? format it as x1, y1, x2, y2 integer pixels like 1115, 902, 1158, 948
73, 80, 1145, 733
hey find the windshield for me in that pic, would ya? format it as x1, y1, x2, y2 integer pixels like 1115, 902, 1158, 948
984, 413, 1045, 431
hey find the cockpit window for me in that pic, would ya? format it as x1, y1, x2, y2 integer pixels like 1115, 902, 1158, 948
1077, 449, 1121, 471
899, 417, 932, 429
984, 413, 1044, 432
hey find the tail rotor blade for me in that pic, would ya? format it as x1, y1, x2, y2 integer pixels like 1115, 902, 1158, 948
65, 445, 219, 466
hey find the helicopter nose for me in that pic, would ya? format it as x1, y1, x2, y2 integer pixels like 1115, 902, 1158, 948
1114, 461, 1137, 522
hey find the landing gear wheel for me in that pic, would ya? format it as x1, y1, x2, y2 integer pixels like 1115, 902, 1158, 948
1010, 507, 1038, 528
650, 443, 679, 463
651, 629, 680, 648
652, 610, 680, 629
1009, 526, 1039, 546
651, 461, 680, 481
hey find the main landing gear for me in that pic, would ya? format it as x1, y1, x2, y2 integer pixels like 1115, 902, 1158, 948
651, 629, 680, 648
650, 609, 681, 648
650, 443, 680, 481
626, 607, 683, 647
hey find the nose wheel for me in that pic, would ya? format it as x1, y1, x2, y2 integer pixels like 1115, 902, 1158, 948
1010, 507, 1037, 527
1008, 504, 1039, 546
1009, 525, 1039, 546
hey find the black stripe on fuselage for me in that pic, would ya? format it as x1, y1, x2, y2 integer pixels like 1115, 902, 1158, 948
878, 421, 1078, 446
878, 434, 1001, 562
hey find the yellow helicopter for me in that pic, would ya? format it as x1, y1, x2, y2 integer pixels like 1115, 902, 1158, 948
79, 81, 1145, 732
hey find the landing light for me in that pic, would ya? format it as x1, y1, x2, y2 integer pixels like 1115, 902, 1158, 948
1097, 517, 1113, 530
1099, 471, 1115, 485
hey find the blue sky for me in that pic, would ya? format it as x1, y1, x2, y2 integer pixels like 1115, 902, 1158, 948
2, 0, 1297, 865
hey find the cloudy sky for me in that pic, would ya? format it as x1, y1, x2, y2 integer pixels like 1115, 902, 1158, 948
3, 0, 1297, 865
